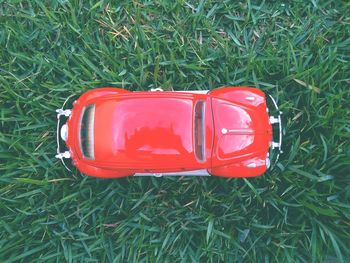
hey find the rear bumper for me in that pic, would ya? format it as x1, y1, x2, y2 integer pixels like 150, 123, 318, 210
55, 96, 74, 171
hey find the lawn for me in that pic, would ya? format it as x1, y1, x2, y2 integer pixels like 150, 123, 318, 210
0, 1, 350, 262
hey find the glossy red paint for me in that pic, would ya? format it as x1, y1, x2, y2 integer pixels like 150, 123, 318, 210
63, 87, 272, 178
208, 87, 272, 177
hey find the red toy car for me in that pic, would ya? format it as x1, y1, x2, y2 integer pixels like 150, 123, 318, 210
56, 87, 282, 178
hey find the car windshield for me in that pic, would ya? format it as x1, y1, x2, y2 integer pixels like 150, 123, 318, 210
79, 104, 95, 159
194, 100, 205, 162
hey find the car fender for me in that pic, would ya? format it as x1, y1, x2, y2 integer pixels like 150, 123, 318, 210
75, 159, 133, 178
208, 86, 266, 109
208, 154, 267, 177
74, 87, 130, 106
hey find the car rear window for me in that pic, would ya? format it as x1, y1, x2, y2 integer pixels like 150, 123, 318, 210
79, 104, 95, 159
194, 100, 205, 162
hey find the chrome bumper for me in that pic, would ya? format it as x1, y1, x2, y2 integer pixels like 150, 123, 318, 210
55, 95, 74, 171
267, 94, 283, 167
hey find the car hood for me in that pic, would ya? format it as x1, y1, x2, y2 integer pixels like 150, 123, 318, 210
211, 97, 272, 166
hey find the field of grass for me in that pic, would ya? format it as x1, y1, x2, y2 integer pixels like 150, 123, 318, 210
1, 1, 350, 262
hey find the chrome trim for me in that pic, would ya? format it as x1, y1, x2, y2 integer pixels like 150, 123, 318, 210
150, 88, 164, 92
269, 116, 279, 124
134, 169, 211, 176
60, 124, 68, 141
146, 89, 209, 94
247, 162, 257, 168
268, 94, 283, 166
56, 108, 72, 118
266, 157, 271, 169
221, 128, 228, 134
245, 96, 255, 101
174, 90, 209, 94
56, 95, 75, 172
221, 128, 255, 135
55, 151, 71, 159
148, 89, 209, 94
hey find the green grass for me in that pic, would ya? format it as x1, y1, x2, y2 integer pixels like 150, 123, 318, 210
0, 0, 350, 262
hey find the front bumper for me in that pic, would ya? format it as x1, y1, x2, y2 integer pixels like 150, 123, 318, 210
267, 94, 283, 167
